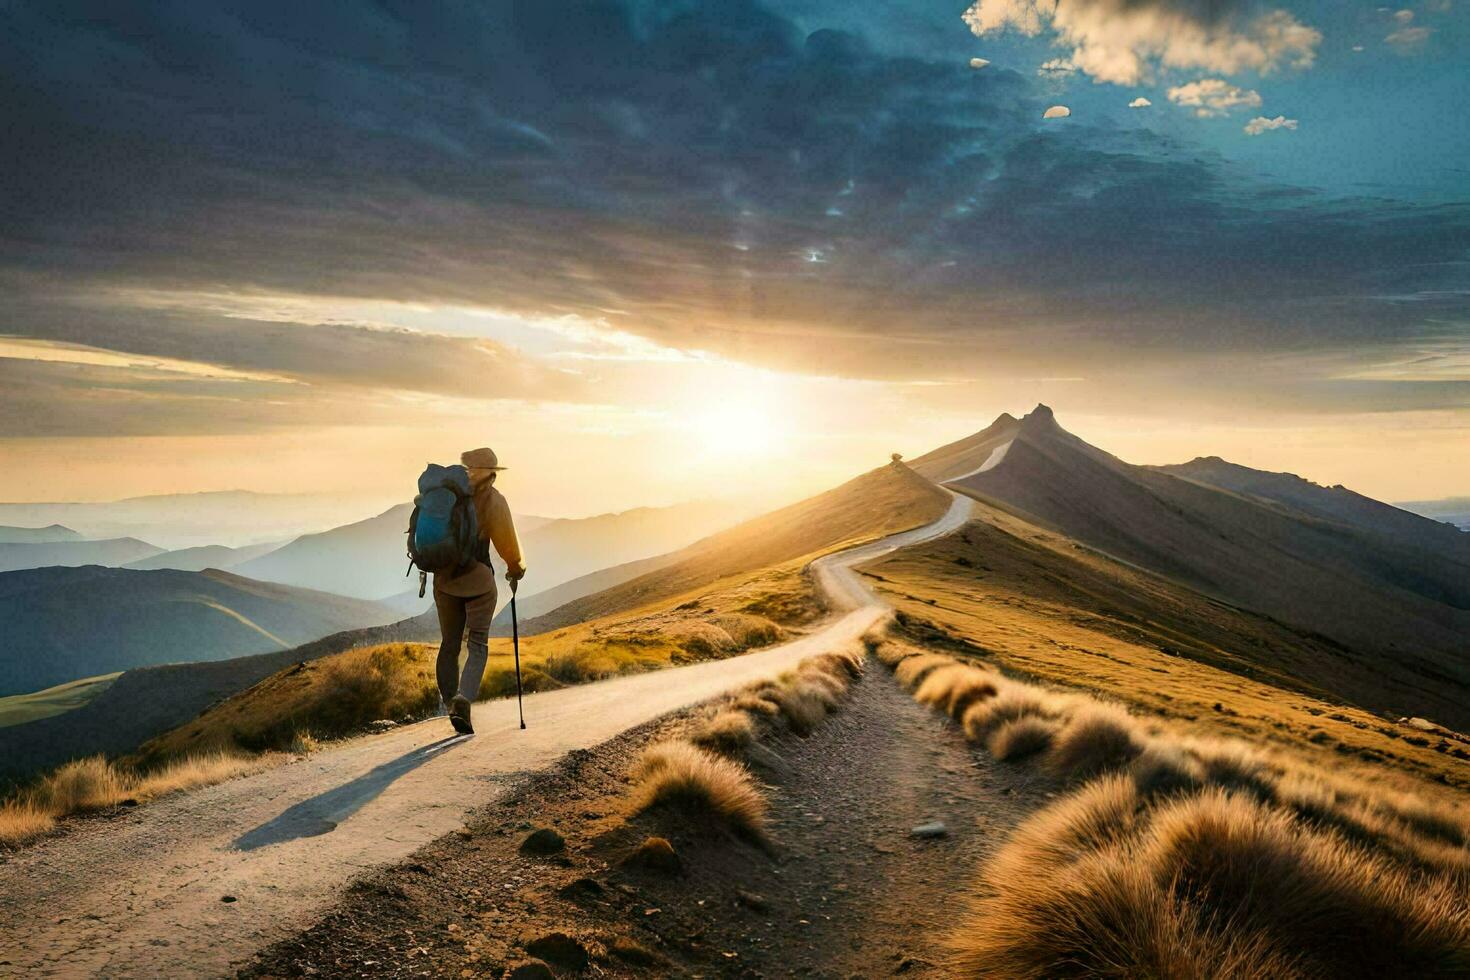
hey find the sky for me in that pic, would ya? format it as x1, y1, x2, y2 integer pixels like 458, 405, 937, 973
1, 0, 1467, 516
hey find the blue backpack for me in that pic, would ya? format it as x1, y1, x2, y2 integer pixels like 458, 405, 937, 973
406, 464, 483, 596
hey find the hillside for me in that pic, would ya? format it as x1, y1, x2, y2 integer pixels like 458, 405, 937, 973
1157, 455, 1470, 551
0, 524, 81, 544
918, 406, 1470, 694
234, 499, 746, 602
231, 504, 417, 600
0, 536, 164, 573
0, 566, 401, 696
124, 540, 283, 572
0, 611, 438, 784
519, 462, 951, 633
490, 550, 680, 630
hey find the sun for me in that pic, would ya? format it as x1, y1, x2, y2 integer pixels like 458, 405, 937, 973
688, 402, 788, 462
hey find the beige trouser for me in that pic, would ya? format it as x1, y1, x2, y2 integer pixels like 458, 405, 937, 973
433, 586, 496, 704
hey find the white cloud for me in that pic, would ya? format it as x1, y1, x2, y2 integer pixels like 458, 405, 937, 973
1392, 8, 1415, 23
1038, 57, 1077, 74
962, 0, 1321, 85
1128, 96, 1153, 107
1166, 78, 1263, 117
1385, 25, 1432, 48
969, 57, 992, 68
1352, 44, 1366, 51
1244, 114, 1299, 135
1043, 104, 1072, 118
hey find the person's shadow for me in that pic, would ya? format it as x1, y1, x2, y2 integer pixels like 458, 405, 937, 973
231, 734, 471, 851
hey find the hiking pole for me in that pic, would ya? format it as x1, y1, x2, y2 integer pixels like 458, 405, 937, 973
511, 578, 526, 730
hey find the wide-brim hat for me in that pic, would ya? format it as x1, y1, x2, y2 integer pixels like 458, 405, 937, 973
461, 447, 506, 470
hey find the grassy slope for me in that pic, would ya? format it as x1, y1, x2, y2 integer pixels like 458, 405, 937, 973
520, 462, 950, 633
864, 502, 1470, 793
0, 673, 121, 729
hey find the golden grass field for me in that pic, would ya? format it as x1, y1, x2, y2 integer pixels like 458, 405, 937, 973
864, 503, 1470, 794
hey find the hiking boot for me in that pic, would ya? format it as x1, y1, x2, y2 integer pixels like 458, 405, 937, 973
449, 695, 474, 735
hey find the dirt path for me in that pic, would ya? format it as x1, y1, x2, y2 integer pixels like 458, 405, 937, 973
240, 649, 1047, 978
0, 495, 972, 978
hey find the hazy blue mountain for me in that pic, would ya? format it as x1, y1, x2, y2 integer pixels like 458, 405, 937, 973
1397, 496, 1470, 532
0, 490, 394, 550
1158, 457, 1469, 551
124, 540, 285, 572
234, 500, 746, 603
0, 538, 163, 573
0, 566, 401, 696
0, 524, 82, 544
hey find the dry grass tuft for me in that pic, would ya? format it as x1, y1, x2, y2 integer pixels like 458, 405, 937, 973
1045, 703, 1145, 780
130, 751, 263, 799
916, 664, 1002, 723
33, 755, 130, 814
1142, 789, 1470, 977
894, 653, 956, 689
962, 688, 1063, 741
689, 709, 758, 756
1, 749, 265, 848
1129, 741, 1204, 798
0, 799, 56, 847
988, 716, 1060, 762
629, 742, 767, 840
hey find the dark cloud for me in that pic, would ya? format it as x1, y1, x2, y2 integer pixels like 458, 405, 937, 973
0, 0, 1465, 409
2, 297, 590, 402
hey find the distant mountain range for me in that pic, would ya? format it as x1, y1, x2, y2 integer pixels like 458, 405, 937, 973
0, 537, 164, 573
0, 566, 402, 696
123, 541, 285, 572
232, 499, 748, 603
0, 524, 82, 544
1397, 496, 1470, 532
911, 405, 1470, 711
0, 490, 395, 550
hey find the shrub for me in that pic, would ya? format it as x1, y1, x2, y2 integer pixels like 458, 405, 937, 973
629, 742, 767, 840
988, 716, 1059, 761
480, 666, 563, 700
132, 751, 262, 799
1129, 741, 1204, 798
1, 749, 264, 848
916, 664, 1000, 721
962, 688, 1062, 742
1188, 739, 1277, 800
1045, 704, 1144, 779
690, 709, 757, 755
770, 684, 831, 735
542, 648, 621, 685
34, 755, 129, 813
0, 799, 56, 847
894, 653, 955, 690
1142, 789, 1470, 977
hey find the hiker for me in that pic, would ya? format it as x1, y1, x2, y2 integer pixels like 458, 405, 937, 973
432, 447, 526, 734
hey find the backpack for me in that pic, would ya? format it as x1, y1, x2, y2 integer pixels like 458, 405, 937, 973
405, 463, 482, 597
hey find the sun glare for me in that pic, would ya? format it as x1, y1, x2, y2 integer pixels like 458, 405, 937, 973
688, 403, 788, 462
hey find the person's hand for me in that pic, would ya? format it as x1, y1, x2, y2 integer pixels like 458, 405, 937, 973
506, 564, 525, 590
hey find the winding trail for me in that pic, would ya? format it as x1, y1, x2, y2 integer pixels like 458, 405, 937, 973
0, 493, 972, 978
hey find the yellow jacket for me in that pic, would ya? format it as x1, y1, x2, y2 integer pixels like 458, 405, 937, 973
432, 483, 526, 598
